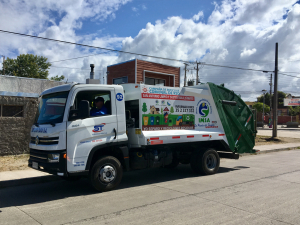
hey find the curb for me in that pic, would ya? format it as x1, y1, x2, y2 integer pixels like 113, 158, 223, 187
241, 146, 300, 157
0, 175, 61, 189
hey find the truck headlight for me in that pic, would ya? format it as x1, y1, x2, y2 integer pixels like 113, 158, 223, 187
48, 153, 60, 163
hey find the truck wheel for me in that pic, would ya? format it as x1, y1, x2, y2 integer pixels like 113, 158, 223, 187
190, 149, 220, 175
90, 156, 123, 192
164, 157, 179, 169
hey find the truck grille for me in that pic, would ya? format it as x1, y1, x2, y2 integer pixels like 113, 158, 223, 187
30, 149, 48, 163
30, 136, 59, 145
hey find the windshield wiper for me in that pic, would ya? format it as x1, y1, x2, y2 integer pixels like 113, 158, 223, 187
34, 123, 39, 127
50, 122, 56, 127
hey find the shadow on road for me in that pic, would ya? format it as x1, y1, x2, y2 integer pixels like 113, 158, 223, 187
0, 164, 248, 208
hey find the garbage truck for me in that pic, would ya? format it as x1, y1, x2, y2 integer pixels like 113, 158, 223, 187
28, 82, 256, 191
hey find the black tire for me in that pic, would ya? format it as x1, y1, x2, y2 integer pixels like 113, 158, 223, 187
164, 157, 180, 169
90, 156, 123, 192
190, 149, 220, 175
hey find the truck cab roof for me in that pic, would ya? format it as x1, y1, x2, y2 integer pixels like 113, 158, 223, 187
40, 83, 122, 96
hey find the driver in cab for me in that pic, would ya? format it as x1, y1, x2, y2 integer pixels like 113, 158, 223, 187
90, 97, 107, 116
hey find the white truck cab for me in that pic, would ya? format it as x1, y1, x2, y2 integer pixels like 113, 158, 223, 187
29, 82, 255, 192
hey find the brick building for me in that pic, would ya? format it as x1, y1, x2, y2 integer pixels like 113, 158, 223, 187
107, 59, 180, 87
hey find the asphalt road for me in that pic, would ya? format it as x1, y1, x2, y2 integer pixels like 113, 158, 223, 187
1, 150, 300, 225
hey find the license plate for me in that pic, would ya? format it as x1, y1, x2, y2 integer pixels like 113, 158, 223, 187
32, 162, 38, 169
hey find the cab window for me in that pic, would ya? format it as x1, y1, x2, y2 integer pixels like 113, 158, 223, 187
71, 90, 112, 119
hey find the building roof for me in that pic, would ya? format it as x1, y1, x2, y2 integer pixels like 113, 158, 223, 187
244, 101, 256, 106
107, 58, 180, 69
107, 59, 135, 67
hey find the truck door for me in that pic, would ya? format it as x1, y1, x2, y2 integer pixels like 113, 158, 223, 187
66, 87, 117, 173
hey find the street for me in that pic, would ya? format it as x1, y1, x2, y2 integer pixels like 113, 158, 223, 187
1, 150, 300, 225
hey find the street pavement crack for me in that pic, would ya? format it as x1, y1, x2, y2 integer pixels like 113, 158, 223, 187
61, 169, 300, 225
60, 194, 189, 225
15, 206, 42, 225
152, 183, 295, 225
194, 195, 294, 225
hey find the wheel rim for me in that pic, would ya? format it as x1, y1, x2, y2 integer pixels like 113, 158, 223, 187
99, 164, 116, 183
206, 154, 217, 170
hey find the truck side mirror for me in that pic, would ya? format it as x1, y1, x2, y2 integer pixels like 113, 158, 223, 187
69, 100, 90, 121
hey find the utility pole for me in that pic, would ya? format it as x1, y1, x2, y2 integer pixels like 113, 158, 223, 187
273, 43, 278, 138
262, 89, 267, 128
183, 63, 189, 87
269, 73, 272, 120
194, 61, 200, 85
1, 55, 5, 75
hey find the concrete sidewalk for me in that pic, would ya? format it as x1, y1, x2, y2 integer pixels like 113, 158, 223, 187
252, 142, 300, 154
257, 127, 300, 139
1, 142, 300, 189
0, 169, 60, 188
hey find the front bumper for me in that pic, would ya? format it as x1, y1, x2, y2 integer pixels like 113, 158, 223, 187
28, 148, 67, 176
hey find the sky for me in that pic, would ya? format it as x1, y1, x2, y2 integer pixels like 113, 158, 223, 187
0, 0, 300, 101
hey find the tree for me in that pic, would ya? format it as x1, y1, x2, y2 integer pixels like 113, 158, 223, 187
170, 106, 174, 114
252, 102, 270, 113
50, 75, 65, 81
257, 91, 287, 108
257, 93, 271, 106
142, 102, 147, 114
288, 106, 300, 116
1, 54, 51, 79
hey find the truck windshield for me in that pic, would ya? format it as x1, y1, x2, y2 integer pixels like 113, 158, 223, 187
35, 91, 69, 125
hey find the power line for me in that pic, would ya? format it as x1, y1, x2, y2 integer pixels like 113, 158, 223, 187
0, 29, 274, 74
50, 65, 101, 71
278, 71, 300, 74
278, 72, 300, 78
0, 29, 190, 63
49, 52, 110, 63
279, 58, 300, 62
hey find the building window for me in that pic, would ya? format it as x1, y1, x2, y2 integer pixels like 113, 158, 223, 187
1, 105, 24, 117
113, 76, 128, 84
145, 77, 165, 86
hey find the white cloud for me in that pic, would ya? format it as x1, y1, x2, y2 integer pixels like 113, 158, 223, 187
142, 4, 147, 10
0, 0, 131, 83
0, 0, 300, 101
118, 0, 300, 100
132, 7, 138, 12
240, 48, 257, 57
192, 11, 204, 21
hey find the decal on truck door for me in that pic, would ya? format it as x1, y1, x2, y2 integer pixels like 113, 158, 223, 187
92, 124, 105, 133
